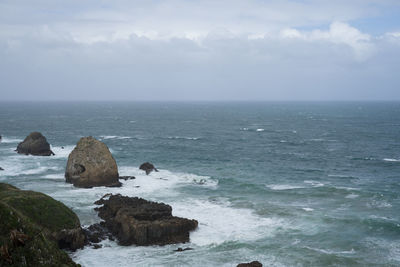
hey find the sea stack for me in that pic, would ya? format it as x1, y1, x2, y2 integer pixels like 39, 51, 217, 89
94, 194, 198, 246
16, 132, 55, 156
65, 136, 121, 188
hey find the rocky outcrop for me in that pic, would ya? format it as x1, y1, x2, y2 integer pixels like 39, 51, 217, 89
139, 162, 158, 175
65, 136, 121, 188
237, 261, 263, 267
0, 183, 83, 266
94, 194, 198, 246
16, 132, 54, 156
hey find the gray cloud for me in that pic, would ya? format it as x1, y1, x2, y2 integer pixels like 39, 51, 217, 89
0, 0, 399, 101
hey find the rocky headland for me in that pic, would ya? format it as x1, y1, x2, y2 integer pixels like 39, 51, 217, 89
0, 183, 85, 266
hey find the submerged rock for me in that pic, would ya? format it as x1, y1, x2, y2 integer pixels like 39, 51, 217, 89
16, 132, 55, 156
139, 162, 158, 175
0, 183, 84, 266
94, 194, 198, 246
237, 261, 263, 267
174, 247, 194, 252
65, 136, 121, 188
119, 176, 135, 181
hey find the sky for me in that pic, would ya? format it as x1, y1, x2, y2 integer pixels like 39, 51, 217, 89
1, 0, 400, 101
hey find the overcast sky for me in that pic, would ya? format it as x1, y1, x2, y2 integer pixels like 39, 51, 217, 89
1, 0, 400, 101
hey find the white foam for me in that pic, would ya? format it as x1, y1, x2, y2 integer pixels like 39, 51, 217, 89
241, 127, 249, 131
256, 128, 265, 132
51, 145, 75, 158
20, 166, 61, 175
99, 136, 131, 140
304, 180, 324, 187
0, 137, 22, 143
167, 136, 200, 140
173, 198, 287, 246
42, 173, 65, 180
383, 158, 400, 162
267, 184, 304, 190
302, 207, 314, 212
304, 246, 355, 255
345, 193, 359, 199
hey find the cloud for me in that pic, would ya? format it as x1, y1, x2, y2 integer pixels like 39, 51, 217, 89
0, 0, 399, 100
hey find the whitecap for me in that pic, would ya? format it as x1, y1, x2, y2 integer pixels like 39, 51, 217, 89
302, 207, 314, 212
99, 135, 131, 140
167, 136, 200, 140
383, 158, 400, 162
241, 127, 249, 131
267, 184, 304, 190
304, 180, 324, 187
0, 137, 22, 143
256, 128, 265, 132
345, 193, 359, 199
304, 246, 355, 255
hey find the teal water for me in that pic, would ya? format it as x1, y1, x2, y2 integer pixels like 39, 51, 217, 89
0, 102, 399, 266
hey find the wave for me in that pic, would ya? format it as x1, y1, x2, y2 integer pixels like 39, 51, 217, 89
383, 158, 400, 162
167, 136, 200, 140
99, 136, 131, 140
303, 180, 324, 187
0, 137, 22, 144
302, 207, 314, 212
267, 184, 305, 190
304, 246, 355, 255
256, 128, 265, 132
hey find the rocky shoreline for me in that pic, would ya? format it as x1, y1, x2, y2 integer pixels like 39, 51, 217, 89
0, 133, 262, 266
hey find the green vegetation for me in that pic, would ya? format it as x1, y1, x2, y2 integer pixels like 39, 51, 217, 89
0, 183, 80, 266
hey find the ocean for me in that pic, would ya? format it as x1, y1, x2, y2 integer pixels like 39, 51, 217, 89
0, 102, 399, 266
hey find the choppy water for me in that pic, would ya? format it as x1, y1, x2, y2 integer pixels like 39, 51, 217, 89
0, 102, 400, 266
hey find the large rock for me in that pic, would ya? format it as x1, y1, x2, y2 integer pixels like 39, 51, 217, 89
16, 132, 54, 156
94, 194, 198, 246
0, 183, 84, 266
65, 136, 121, 188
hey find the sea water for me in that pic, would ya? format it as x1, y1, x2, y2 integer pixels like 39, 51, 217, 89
0, 102, 399, 266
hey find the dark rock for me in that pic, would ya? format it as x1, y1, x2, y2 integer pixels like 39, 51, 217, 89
0, 167, 3, 171
174, 247, 194, 252
139, 162, 158, 175
92, 244, 102, 249
95, 194, 198, 246
119, 176, 136, 181
54, 228, 86, 251
16, 132, 55, 156
237, 261, 263, 267
65, 136, 121, 188
84, 223, 113, 244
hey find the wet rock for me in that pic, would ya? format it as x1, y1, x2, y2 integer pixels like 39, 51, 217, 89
94, 194, 198, 246
174, 247, 194, 252
16, 132, 55, 156
119, 176, 136, 181
139, 162, 158, 175
84, 222, 113, 244
237, 261, 263, 267
65, 136, 121, 188
0, 167, 3, 171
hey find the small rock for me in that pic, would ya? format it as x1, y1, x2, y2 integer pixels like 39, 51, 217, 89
237, 261, 263, 267
0, 167, 4, 171
174, 247, 194, 252
92, 244, 102, 249
119, 176, 135, 181
139, 162, 158, 175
